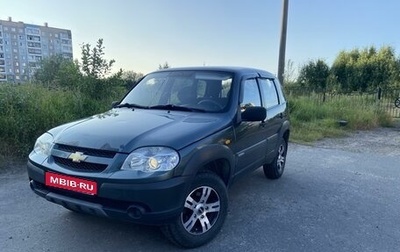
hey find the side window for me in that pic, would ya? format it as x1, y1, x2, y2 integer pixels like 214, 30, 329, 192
241, 79, 261, 110
259, 78, 279, 108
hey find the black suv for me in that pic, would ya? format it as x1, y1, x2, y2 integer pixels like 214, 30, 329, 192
27, 67, 290, 248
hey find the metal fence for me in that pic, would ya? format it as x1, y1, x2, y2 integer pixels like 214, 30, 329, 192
285, 87, 400, 118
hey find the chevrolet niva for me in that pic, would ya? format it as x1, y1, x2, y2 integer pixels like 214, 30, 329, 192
28, 66, 290, 248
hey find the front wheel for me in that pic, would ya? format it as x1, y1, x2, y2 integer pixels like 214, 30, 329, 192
263, 138, 287, 179
161, 172, 228, 248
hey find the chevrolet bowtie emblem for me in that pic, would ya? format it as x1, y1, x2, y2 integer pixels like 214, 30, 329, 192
68, 151, 88, 163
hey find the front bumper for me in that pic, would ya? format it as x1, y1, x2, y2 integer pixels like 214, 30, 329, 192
27, 159, 190, 225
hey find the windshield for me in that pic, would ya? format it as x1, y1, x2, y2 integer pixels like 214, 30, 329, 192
120, 70, 233, 112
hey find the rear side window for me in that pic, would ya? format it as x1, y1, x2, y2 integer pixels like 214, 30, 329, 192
259, 78, 279, 109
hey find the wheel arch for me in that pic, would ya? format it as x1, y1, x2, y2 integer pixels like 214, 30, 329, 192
180, 144, 234, 186
280, 120, 290, 143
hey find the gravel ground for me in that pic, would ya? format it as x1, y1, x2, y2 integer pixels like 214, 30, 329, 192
312, 122, 400, 157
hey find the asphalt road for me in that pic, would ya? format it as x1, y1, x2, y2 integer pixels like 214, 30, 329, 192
1, 141, 399, 252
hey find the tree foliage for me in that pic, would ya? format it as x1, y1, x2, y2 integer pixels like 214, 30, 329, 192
331, 46, 400, 92
297, 59, 330, 90
81, 38, 116, 78
293, 46, 400, 92
34, 55, 82, 88
158, 62, 170, 70
121, 70, 144, 89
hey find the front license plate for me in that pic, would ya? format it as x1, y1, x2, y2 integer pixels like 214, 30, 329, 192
45, 172, 98, 195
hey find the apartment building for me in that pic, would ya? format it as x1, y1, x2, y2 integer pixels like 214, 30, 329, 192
0, 17, 73, 82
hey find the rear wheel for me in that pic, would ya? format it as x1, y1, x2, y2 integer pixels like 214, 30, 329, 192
161, 172, 228, 248
263, 138, 287, 179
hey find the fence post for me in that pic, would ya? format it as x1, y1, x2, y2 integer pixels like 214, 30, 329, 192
377, 87, 382, 100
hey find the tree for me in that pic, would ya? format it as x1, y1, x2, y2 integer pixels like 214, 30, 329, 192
34, 55, 81, 88
81, 38, 115, 79
121, 70, 144, 89
297, 59, 330, 90
331, 46, 400, 92
158, 62, 170, 70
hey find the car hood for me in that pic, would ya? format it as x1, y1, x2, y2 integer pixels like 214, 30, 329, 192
50, 108, 229, 153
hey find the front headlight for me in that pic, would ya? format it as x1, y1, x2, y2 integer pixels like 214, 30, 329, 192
121, 147, 179, 172
33, 133, 54, 156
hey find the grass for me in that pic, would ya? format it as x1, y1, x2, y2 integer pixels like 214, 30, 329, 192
288, 94, 394, 143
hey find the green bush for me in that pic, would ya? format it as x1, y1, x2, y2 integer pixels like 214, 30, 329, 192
0, 82, 125, 161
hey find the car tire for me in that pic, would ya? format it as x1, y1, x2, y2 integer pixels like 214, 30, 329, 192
263, 138, 287, 179
161, 172, 228, 248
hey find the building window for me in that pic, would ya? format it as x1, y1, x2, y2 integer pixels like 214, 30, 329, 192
4, 27, 8, 31
19, 29, 23, 33
27, 42, 41, 48
26, 27, 40, 35
11, 28, 16, 32
27, 35, 41, 42
28, 48, 41, 54
13, 48, 17, 53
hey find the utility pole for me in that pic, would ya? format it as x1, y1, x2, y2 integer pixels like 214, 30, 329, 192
277, 0, 289, 85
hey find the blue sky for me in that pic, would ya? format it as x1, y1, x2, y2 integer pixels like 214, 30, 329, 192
2, 0, 400, 75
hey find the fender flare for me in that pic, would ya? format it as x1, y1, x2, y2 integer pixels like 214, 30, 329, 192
178, 144, 235, 185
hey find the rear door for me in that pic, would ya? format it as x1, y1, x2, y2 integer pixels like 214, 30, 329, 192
258, 78, 285, 161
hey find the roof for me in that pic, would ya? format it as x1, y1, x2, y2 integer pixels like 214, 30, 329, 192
151, 66, 276, 78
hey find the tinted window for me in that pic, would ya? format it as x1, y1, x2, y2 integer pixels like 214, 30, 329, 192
241, 79, 261, 110
259, 78, 279, 108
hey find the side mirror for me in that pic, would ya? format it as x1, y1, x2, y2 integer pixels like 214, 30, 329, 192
241, 106, 266, 121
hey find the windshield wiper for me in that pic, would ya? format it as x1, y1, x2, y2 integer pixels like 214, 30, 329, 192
115, 103, 148, 109
148, 104, 206, 112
